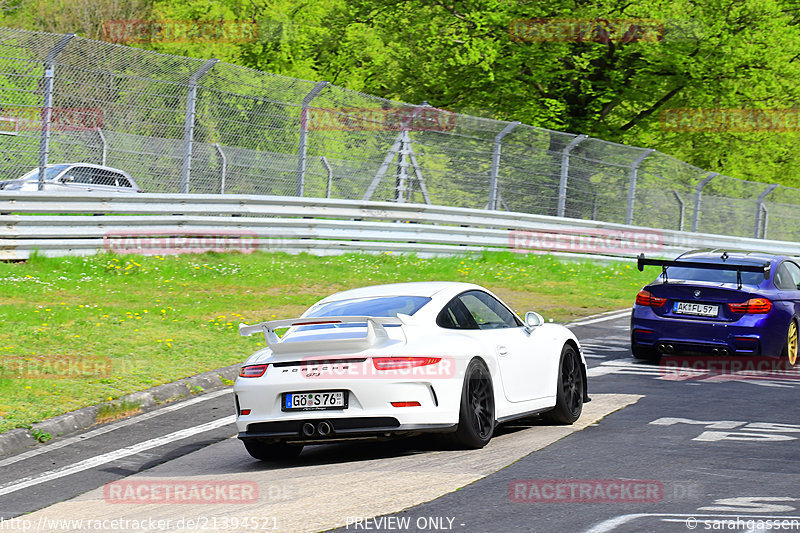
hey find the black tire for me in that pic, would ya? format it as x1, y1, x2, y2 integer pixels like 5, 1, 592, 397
781, 319, 798, 367
541, 344, 585, 425
448, 359, 495, 449
242, 439, 303, 461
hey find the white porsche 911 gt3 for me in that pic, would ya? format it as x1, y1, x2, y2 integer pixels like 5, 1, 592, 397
234, 281, 588, 460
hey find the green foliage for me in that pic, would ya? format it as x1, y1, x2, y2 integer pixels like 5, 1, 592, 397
2, 0, 799, 185
96, 400, 142, 423
31, 427, 52, 443
0, 250, 653, 433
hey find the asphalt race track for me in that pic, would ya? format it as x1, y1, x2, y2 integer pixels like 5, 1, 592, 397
2, 309, 800, 533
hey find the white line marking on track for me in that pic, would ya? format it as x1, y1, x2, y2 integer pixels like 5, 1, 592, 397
0, 415, 236, 497
568, 309, 631, 327
585, 513, 800, 533
0, 388, 232, 468
588, 359, 800, 386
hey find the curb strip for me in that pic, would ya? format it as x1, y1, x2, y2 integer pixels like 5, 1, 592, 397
0, 363, 240, 458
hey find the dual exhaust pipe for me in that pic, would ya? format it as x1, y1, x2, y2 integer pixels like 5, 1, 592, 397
657, 343, 729, 356
301, 421, 333, 438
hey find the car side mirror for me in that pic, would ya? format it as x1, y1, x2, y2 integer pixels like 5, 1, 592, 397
60, 175, 75, 183
524, 311, 544, 331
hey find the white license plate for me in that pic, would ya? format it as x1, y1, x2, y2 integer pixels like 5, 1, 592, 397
283, 391, 347, 411
674, 302, 718, 317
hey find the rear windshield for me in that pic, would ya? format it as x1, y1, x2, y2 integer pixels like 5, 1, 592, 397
297, 296, 431, 331
665, 261, 766, 286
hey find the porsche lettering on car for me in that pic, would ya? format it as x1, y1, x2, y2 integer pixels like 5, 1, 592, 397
233, 282, 589, 461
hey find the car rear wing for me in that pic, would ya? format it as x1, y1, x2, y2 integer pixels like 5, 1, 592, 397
637, 254, 770, 289
238, 315, 407, 354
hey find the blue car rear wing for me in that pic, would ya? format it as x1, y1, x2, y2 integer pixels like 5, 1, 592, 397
637, 254, 771, 289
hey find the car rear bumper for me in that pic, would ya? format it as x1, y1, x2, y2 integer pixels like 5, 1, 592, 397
238, 417, 457, 444
631, 309, 786, 356
233, 369, 465, 439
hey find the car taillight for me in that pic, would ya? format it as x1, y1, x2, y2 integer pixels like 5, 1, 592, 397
635, 290, 667, 307
390, 401, 421, 407
728, 298, 772, 314
372, 357, 441, 370
239, 364, 268, 378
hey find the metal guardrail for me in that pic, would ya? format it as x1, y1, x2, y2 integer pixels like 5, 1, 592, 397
3, 27, 800, 243
2, 193, 799, 261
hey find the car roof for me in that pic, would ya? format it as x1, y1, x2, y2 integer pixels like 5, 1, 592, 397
314, 281, 485, 304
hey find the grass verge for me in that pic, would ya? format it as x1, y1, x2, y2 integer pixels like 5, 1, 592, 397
0, 250, 653, 433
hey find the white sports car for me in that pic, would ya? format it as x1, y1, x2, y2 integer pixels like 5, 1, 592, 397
234, 281, 588, 460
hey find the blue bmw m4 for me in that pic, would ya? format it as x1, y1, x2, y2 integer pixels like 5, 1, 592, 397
631, 250, 800, 365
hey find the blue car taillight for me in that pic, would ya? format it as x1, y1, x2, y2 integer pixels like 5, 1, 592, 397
635, 290, 667, 307
728, 298, 772, 314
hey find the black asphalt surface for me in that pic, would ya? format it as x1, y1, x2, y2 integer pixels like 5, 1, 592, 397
0, 390, 237, 518
3, 312, 800, 533
329, 315, 800, 532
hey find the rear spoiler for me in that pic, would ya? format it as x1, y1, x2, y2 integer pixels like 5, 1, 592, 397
238, 315, 407, 354
637, 253, 770, 289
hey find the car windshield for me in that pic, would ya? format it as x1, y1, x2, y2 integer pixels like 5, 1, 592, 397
665, 259, 766, 286
18, 164, 71, 181
296, 296, 431, 331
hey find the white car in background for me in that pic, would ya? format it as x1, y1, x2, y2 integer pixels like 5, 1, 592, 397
234, 281, 589, 461
0, 163, 142, 193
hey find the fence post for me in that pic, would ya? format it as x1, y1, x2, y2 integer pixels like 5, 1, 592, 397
557, 134, 587, 217
296, 81, 328, 197
213, 143, 227, 194
96, 128, 107, 166
320, 156, 333, 198
38, 33, 75, 190
395, 131, 411, 203
625, 149, 654, 225
672, 191, 685, 231
691, 172, 718, 232
488, 121, 520, 210
754, 184, 777, 238
180, 58, 218, 194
